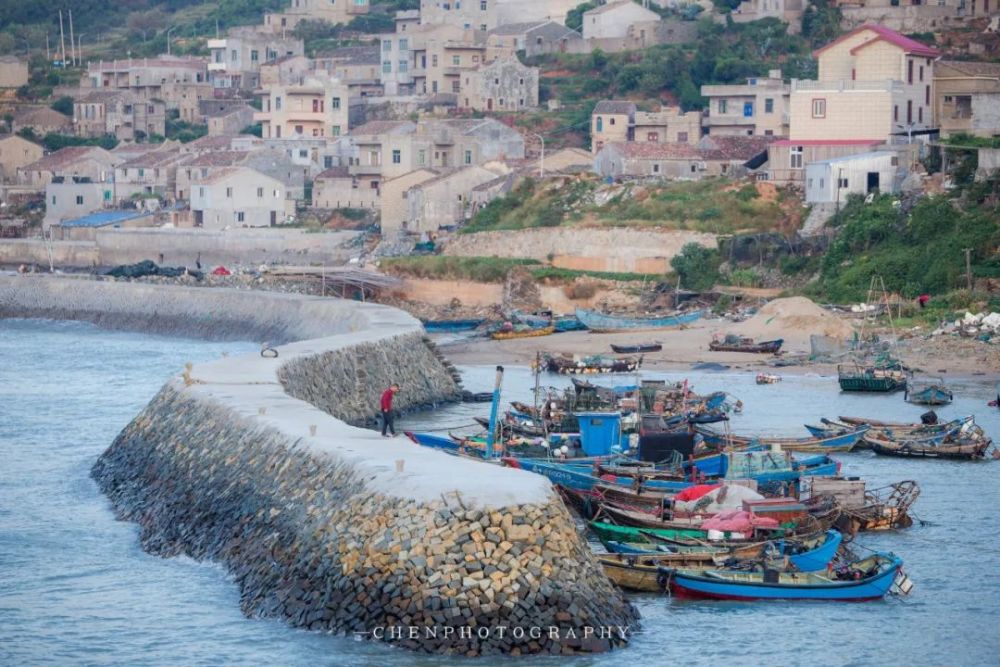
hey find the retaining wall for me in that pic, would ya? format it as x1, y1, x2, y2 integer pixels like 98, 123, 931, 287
0, 275, 638, 655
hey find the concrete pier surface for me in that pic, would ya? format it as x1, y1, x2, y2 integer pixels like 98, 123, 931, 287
0, 275, 638, 655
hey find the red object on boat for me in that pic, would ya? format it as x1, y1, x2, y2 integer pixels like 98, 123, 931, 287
212, 266, 231, 276
675, 483, 721, 502
701, 509, 779, 533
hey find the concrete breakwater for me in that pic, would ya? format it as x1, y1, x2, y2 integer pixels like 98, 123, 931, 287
0, 276, 638, 655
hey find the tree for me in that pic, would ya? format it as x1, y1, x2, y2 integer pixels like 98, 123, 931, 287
50, 96, 73, 116
671, 243, 721, 290
127, 9, 167, 43
565, 2, 597, 32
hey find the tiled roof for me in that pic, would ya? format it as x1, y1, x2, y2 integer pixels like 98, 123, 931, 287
77, 90, 133, 104
22, 146, 115, 172
192, 166, 273, 185
593, 100, 636, 115
120, 149, 184, 169
315, 166, 351, 179
180, 151, 251, 167
182, 134, 239, 151
771, 139, 883, 147
88, 58, 206, 71
349, 120, 416, 136
318, 46, 380, 65
14, 107, 72, 126
815, 24, 940, 59
701, 135, 778, 160
586, 0, 656, 15
607, 142, 701, 159
203, 104, 254, 118
936, 60, 1000, 78
487, 21, 549, 36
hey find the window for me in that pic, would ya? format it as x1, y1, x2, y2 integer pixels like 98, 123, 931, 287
257, 187, 264, 197
199, 187, 205, 197
312, 99, 322, 112
392, 149, 401, 164
299, 148, 308, 157
399, 60, 408, 73
383, 40, 392, 52
370, 181, 378, 190
480, 0, 487, 8
743, 101, 753, 117
907, 100, 912, 124
226, 187, 233, 198
647, 132, 659, 142
251, 50, 259, 63
652, 163, 660, 174
464, 149, 472, 164
819, 178, 824, 189
838, 177, 849, 189
764, 98, 774, 113
75, 195, 83, 205
790, 146, 803, 169
276, 126, 281, 138
919, 107, 923, 123
925, 85, 930, 105
718, 100, 727, 114
237, 212, 245, 223
678, 132, 688, 143
418, 149, 426, 165
432, 55, 438, 67
811, 98, 826, 118
453, 55, 461, 66
609, 117, 615, 125
908, 59, 913, 84
138, 168, 145, 177
764, 129, 773, 136
494, 77, 500, 85
690, 164, 696, 173
399, 38, 408, 50
275, 96, 282, 110
452, 80, 460, 93
231, 49, 237, 62
383, 62, 392, 73
473, 55, 479, 63
332, 125, 341, 136
894, 105, 899, 122
295, 125, 304, 135
596, 117, 603, 132
919, 65, 924, 82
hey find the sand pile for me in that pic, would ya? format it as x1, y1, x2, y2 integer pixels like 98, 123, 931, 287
733, 296, 855, 348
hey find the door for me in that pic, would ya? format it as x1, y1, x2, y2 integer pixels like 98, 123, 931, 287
270, 210, 277, 226
866, 172, 879, 193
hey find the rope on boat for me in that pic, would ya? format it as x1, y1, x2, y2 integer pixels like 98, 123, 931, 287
415, 422, 484, 433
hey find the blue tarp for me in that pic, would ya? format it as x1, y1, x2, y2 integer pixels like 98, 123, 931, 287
60, 210, 152, 228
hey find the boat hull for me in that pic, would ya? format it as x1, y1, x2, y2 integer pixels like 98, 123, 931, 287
575, 308, 703, 332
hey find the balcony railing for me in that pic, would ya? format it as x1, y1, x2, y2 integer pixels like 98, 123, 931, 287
704, 114, 756, 126
791, 79, 901, 93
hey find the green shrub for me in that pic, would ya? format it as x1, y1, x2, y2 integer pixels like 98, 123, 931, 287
671, 243, 721, 290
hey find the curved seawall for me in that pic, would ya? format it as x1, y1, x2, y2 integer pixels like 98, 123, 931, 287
0, 276, 638, 655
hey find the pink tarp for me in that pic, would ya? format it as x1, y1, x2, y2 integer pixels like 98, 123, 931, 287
700, 509, 779, 533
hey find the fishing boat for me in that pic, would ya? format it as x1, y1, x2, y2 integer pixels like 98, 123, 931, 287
905, 377, 954, 406
756, 373, 781, 385
575, 308, 703, 333
599, 530, 845, 592
866, 428, 992, 460
837, 415, 972, 443
554, 315, 586, 332
661, 553, 905, 601
421, 318, 484, 333
489, 325, 554, 340
611, 343, 662, 354
709, 335, 784, 354
696, 424, 869, 453
837, 362, 908, 392
542, 353, 642, 375
406, 431, 494, 459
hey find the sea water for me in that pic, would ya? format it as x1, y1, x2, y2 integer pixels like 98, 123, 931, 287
2, 319, 999, 666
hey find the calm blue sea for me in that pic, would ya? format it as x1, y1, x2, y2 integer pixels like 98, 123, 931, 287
1, 319, 999, 666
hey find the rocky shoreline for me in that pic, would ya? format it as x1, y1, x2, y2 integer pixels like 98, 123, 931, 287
0, 275, 639, 655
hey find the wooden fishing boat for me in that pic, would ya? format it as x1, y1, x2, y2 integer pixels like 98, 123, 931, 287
611, 343, 662, 354
489, 325, 554, 340
421, 318, 484, 333
837, 480, 920, 533
756, 373, 781, 385
600, 530, 845, 591
866, 429, 992, 460
406, 431, 495, 459
837, 363, 908, 392
542, 353, 642, 375
696, 424, 869, 453
905, 378, 953, 406
575, 308, 703, 333
662, 553, 905, 601
554, 315, 586, 332
709, 335, 784, 354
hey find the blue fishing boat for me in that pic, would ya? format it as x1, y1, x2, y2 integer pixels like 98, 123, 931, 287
696, 424, 869, 453
421, 318, 485, 333
574, 308, 703, 332
662, 553, 904, 601
905, 378, 953, 406
605, 529, 843, 573
554, 315, 586, 332
406, 431, 492, 459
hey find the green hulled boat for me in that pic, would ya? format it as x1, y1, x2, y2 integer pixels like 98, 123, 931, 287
837, 362, 908, 392
589, 521, 719, 544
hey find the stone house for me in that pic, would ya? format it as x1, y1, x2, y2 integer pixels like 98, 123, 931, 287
731, 0, 804, 34
380, 24, 484, 97
43, 177, 116, 227
0, 56, 29, 88
73, 91, 167, 141
206, 105, 256, 136
263, 0, 369, 34
768, 138, 884, 185
633, 106, 702, 145
189, 167, 292, 229
804, 151, 901, 204
312, 166, 379, 210
401, 164, 509, 232
486, 21, 581, 59
582, 0, 660, 40
460, 57, 539, 111
702, 70, 791, 137
254, 74, 351, 140
594, 135, 774, 180
591, 100, 636, 153
0, 135, 44, 183
175, 148, 305, 202
85, 57, 209, 107
314, 47, 383, 98
113, 149, 188, 202
12, 107, 73, 136
208, 27, 304, 90
934, 60, 1000, 138
17, 146, 121, 189
790, 24, 939, 143
380, 168, 440, 233
259, 55, 313, 88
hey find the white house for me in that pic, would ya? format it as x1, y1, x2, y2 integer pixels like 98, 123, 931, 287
189, 167, 293, 229
582, 0, 660, 40
804, 151, 900, 204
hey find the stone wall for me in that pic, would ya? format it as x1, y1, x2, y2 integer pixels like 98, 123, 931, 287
0, 275, 638, 654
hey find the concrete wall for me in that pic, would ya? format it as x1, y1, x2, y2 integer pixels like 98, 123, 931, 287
444, 227, 717, 270
0, 276, 638, 654
0, 228, 361, 269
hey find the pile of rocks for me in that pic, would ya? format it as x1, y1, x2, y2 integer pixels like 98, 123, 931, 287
92, 386, 638, 655
932, 311, 1000, 340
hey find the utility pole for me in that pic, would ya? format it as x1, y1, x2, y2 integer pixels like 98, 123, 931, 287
58, 11, 66, 67
69, 9, 76, 67
963, 248, 973, 291
46, 34, 50, 61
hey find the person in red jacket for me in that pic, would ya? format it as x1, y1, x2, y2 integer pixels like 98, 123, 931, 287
380, 383, 400, 436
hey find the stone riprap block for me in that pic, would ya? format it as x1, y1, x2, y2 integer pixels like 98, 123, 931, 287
0, 275, 639, 654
